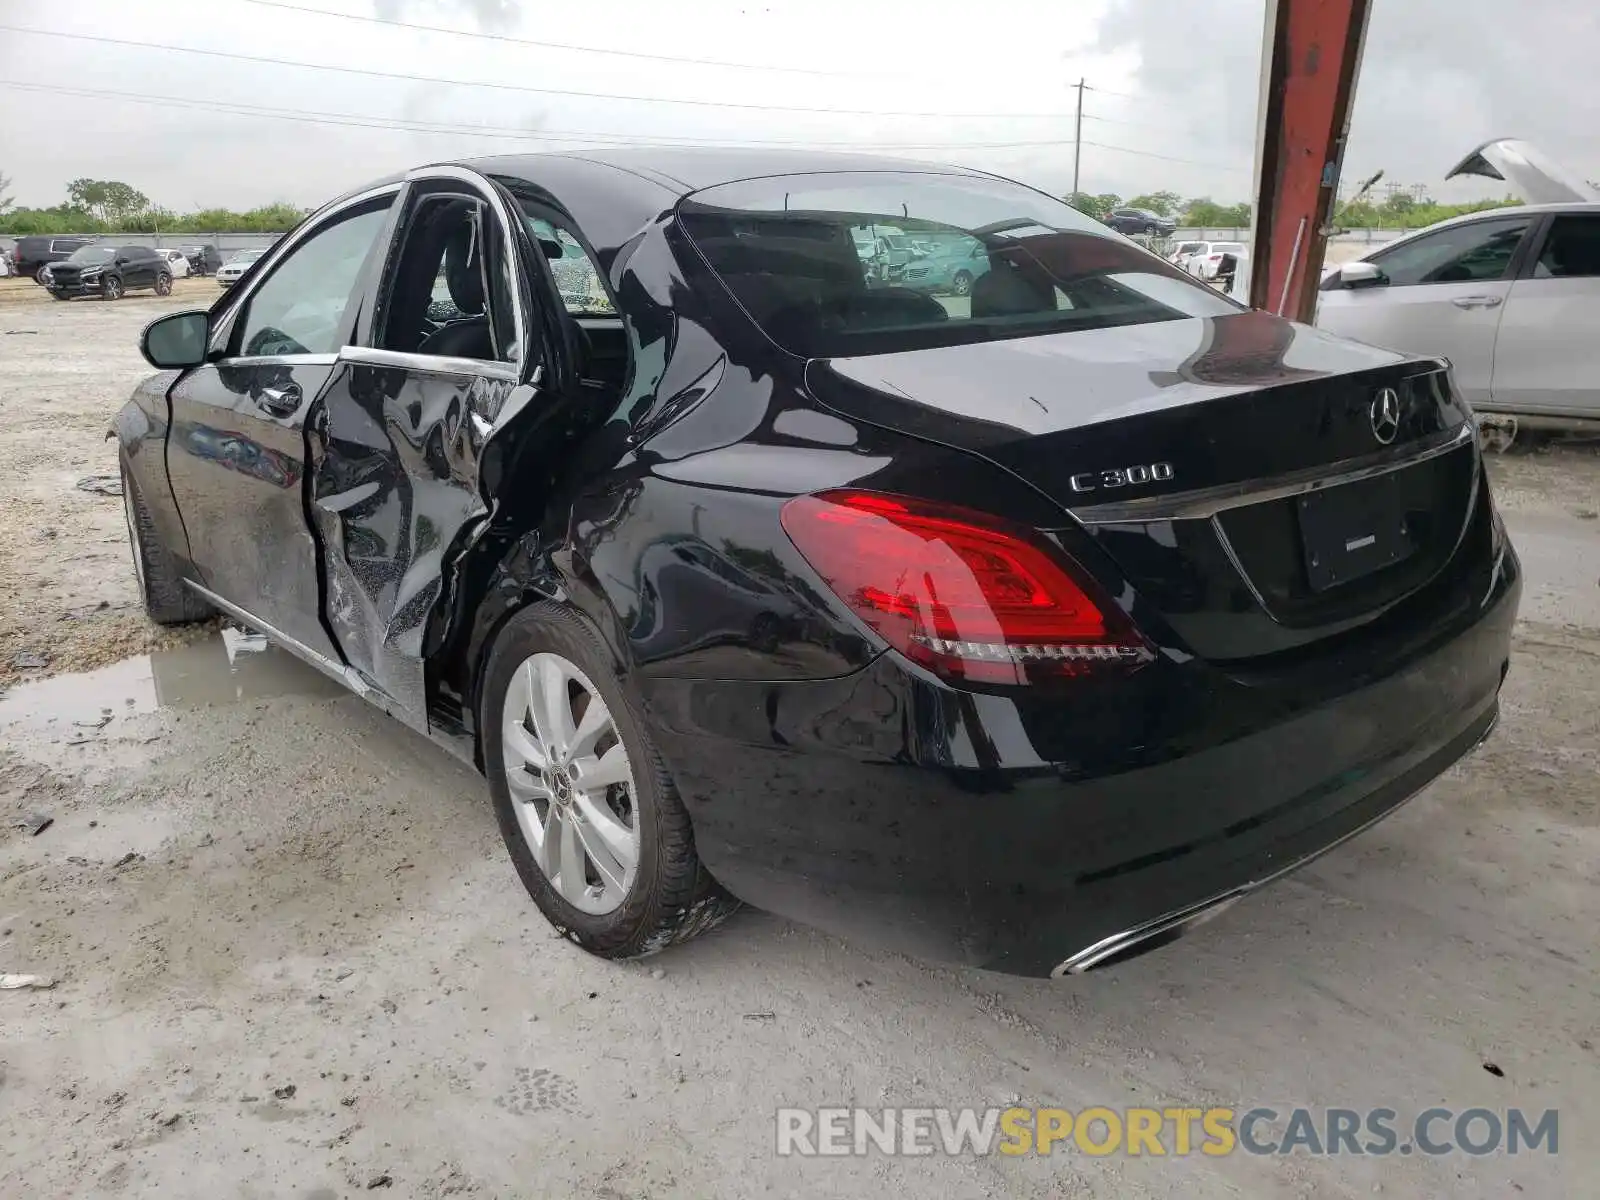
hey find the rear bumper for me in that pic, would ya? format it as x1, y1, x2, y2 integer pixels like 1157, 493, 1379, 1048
642, 536, 1519, 976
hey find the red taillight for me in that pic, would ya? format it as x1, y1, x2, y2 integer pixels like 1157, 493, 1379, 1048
780, 490, 1150, 685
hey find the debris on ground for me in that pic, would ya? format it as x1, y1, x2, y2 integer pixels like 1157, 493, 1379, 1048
112, 853, 143, 869
10, 651, 50, 670
74, 475, 124, 497
272, 1084, 297, 1100
13, 813, 54, 836
742, 1011, 776, 1022
1483, 1061, 1506, 1077
366, 1173, 394, 1189
0, 973, 57, 990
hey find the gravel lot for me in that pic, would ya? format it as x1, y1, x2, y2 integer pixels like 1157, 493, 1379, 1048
1, 279, 1597, 1198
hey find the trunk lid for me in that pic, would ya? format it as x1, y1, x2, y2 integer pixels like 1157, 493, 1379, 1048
1445, 139, 1599, 205
807, 312, 1482, 661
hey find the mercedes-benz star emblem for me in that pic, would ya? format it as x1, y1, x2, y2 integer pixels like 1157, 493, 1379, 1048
1369, 387, 1401, 445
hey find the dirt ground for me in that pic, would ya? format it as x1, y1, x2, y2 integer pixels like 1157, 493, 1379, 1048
1, 281, 1597, 1198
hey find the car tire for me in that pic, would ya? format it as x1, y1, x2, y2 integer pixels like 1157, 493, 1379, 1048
50, 290, 68, 301
34, 265, 50, 284
102, 275, 124, 301
482, 601, 739, 959
154, 273, 172, 297
952, 270, 974, 297
120, 461, 215, 625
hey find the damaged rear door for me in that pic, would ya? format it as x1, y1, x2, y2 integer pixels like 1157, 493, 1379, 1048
307, 167, 544, 734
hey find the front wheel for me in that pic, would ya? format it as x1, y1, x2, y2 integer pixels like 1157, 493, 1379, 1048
952, 270, 974, 297
102, 275, 124, 301
153, 272, 172, 297
482, 602, 738, 959
121, 462, 214, 625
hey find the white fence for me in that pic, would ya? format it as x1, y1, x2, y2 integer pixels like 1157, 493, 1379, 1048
1171, 227, 1409, 247
0, 232, 284, 254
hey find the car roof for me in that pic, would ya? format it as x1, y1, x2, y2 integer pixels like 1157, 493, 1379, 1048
448, 148, 987, 259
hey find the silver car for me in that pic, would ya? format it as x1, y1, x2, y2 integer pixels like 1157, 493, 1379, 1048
215, 249, 265, 289
1317, 140, 1600, 420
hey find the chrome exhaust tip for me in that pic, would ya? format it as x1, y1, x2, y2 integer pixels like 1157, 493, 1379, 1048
1051, 891, 1245, 977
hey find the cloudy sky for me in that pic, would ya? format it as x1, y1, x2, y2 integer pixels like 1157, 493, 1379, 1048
1, 0, 1597, 212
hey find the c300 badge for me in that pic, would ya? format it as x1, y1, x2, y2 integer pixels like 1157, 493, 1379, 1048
1068, 462, 1175, 493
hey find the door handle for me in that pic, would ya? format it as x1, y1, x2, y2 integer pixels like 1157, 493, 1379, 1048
256, 383, 302, 416
1451, 295, 1503, 309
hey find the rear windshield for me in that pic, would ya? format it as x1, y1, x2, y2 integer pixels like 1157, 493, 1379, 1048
678, 171, 1236, 358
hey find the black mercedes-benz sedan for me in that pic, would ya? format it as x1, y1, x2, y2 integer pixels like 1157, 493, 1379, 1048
116, 149, 1519, 977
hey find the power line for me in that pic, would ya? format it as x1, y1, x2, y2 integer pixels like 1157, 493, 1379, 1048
0, 79, 1094, 153
0, 24, 1081, 121
1081, 140, 1251, 172
0, 78, 1255, 178
238, 0, 853, 78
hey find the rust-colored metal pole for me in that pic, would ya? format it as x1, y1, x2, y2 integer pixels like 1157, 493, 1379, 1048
1247, 0, 1374, 321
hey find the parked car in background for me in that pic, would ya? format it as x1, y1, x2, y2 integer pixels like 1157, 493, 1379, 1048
47, 244, 172, 300
857, 225, 922, 285
0, 251, 11, 277
899, 236, 992, 296
1317, 139, 1600, 420
158, 249, 191, 279
11, 235, 94, 283
119, 148, 1517, 977
215, 249, 265, 289
1104, 208, 1177, 238
183, 245, 223, 276
1184, 241, 1247, 281
1168, 240, 1206, 268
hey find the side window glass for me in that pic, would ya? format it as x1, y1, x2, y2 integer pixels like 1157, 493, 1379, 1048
1533, 215, 1600, 279
525, 216, 615, 317
377, 195, 511, 363
235, 203, 390, 358
1371, 217, 1529, 287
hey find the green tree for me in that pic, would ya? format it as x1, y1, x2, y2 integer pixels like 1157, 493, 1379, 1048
1128, 190, 1182, 217
0, 171, 13, 214
65, 178, 149, 223
1064, 192, 1123, 222
1183, 197, 1250, 227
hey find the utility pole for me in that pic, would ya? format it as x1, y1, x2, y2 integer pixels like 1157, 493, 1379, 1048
1071, 77, 1086, 198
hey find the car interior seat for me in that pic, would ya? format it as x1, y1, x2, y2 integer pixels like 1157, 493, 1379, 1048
970, 251, 1058, 317
418, 217, 494, 361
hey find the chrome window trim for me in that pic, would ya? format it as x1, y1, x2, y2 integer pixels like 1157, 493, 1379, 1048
1069, 421, 1476, 525
402, 164, 529, 377
207, 182, 404, 355
337, 344, 520, 382
213, 353, 339, 369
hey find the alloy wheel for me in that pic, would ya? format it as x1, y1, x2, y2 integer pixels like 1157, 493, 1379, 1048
501, 651, 640, 915
103, 277, 123, 300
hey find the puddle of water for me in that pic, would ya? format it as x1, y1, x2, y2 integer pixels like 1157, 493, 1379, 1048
0, 628, 344, 733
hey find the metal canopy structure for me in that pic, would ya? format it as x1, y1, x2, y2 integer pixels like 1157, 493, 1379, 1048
1247, 0, 1375, 321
